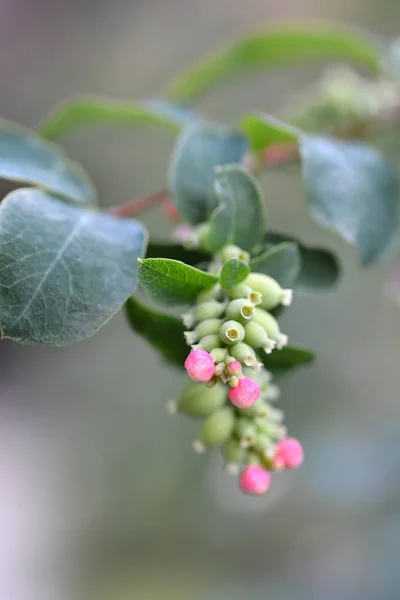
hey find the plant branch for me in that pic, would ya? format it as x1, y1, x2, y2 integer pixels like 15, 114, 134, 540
108, 188, 169, 218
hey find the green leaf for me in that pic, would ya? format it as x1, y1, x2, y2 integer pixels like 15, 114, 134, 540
381, 37, 400, 80
146, 241, 211, 266
241, 113, 298, 151
208, 165, 267, 252
250, 242, 301, 287
165, 22, 380, 103
258, 345, 315, 377
138, 258, 218, 306
264, 232, 340, 291
125, 296, 187, 367
0, 120, 96, 205
0, 188, 147, 346
168, 122, 247, 225
38, 96, 195, 140
300, 135, 400, 264
220, 258, 250, 289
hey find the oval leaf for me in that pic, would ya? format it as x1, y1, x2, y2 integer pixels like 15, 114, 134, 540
165, 23, 380, 103
168, 122, 247, 225
300, 136, 400, 264
258, 345, 315, 377
250, 242, 301, 287
220, 258, 250, 289
208, 165, 267, 252
0, 119, 96, 204
125, 296, 187, 367
138, 258, 218, 306
0, 189, 147, 346
38, 97, 195, 140
241, 113, 298, 151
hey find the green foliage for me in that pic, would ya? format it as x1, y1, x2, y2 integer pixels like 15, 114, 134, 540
0, 189, 147, 345
250, 242, 301, 288
220, 258, 250, 289
168, 122, 247, 225
138, 258, 218, 306
146, 241, 210, 266
207, 165, 267, 252
258, 345, 315, 377
300, 135, 400, 264
0, 120, 95, 205
38, 97, 192, 140
165, 22, 380, 103
125, 296, 187, 367
242, 113, 298, 151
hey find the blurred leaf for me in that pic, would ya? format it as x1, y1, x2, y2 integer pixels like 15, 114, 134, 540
38, 97, 196, 140
165, 22, 380, 103
168, 122, 247, 225
250, 242, 301, 287
146, 241, 211, 266
138, 258, 218, 306
220, 258, 250, 289
300, 135, 400, 264
265, 232, 340, 291
241, 113, 298, 151
258, 345, 315, 377
0, 119, 96, 204
0, 188, 147, 345
125, 296, 187, 367
208, 165, 267, 252
380, 37, 400, 80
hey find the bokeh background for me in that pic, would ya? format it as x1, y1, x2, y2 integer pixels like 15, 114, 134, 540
1, 1, 400, 599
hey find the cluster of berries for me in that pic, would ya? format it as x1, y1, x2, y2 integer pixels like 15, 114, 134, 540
170, 245, 304, 496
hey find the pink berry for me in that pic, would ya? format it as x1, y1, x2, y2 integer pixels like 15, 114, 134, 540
239, 465, 271, 495
275, 438, 304, 469
226, 360, 242, 375
184, 349, 215, 382
228, 376, 260, 409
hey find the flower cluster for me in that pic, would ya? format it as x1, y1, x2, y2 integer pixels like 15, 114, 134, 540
170, 244, 303, 496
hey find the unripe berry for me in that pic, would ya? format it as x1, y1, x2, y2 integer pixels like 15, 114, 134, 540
253, 308, 288, 349
195, 301, 225, 322
210, 347, 228, 364
257, 420, 286, 439
228, 376, 260, 408
194, 318, 222, 339
244, 321, 276, 353
226, 298, 255, 322
245, 451, 262, 466
237, 395, 268, 418
254, 433, 276, 458
229, 283, 253, 300
221, 244, 250, 264
185, 349, 215, 382
244, 273, 293, 310
176, 383, 227, 418
230, 342, 258, 368
195, 334, 222, 353
219, 320, 245, 345
198, 406, 235, 447
197, 284, 221, 303
221, 437, 246, 463
235, 417, 257, 448
274, 438, 304, 469
239, 465, 271, 495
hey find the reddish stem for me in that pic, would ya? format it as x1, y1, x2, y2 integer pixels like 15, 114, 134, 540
108, 188, 169, 218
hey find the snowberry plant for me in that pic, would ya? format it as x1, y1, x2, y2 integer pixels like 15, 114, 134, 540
1, 22, 400, 495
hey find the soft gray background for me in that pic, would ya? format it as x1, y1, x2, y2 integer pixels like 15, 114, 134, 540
1, 1, 400, 599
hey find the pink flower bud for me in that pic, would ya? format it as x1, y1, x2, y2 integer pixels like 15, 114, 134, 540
226, 360, 242, 375
184, 349, 215, 382
228, 376, 260, 409
239, 465, 271, 495
274, 438, 304, 469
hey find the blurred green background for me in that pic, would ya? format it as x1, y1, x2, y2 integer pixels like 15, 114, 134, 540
1, 1, 400, 599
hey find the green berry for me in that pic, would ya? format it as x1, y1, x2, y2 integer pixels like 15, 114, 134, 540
253, 308, 288, 349
221, 437, 246, 463
226, 298, 255, 322
229, 283, 252, 300
244, 273, 293, 310
176, 383, 227, 418
196, 334, 221, 352
197, 284, 221, 303
230, 342, 258, 367
194, 318, 222, 339
221, 244, 250, 264
235, 417, 257, 447
244, 321, 275, 353
195, 301, 225, 322
219, 320, 245, 345
199, 406, 235, 447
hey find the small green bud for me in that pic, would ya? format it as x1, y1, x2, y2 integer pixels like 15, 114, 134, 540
194, 301, 225, 322
236, 396, 268, 418
257, 420, 287, 439
245, 451, 262, 466
197, 284, 222, 303
235, 417, 257, 448
214, 362, 225, 377
228, 375, 239, 387
254, 433, 276, 458
226, 298, 255, 322
221, 437, 246, 463
194, 334, 221, 353
176, 383, 227, 418
199, 406, 235, 447
194, 318, 222, 339
221, 244, 250, 264
253, 308, 288, 349
219, 320, 245, 345
244, 321, 276, 353
229, 283, 252, 300
244, 273, 293, 310
210, 347, 228, 363
230, 342, 258, 368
